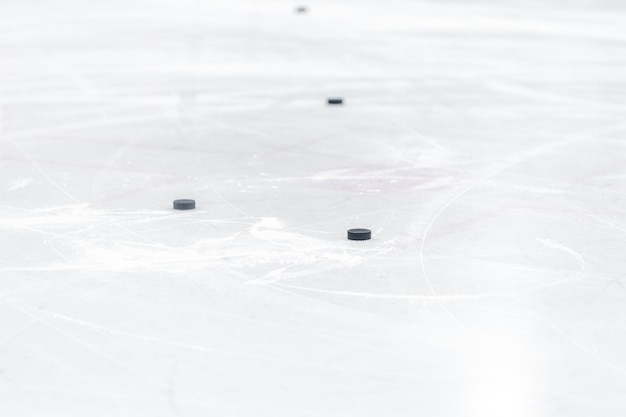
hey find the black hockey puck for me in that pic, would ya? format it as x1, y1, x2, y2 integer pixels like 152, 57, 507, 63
295, 6, 307, 13
173, 199, 196, 210
347, 228, 371, 241
327, 98, 343, 105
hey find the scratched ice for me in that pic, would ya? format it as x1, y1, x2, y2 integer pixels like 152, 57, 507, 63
1, 0, 626, 416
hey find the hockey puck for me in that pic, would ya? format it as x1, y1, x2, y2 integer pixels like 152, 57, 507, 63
295, 6, 307, 13
327, 98, 343, 105
173, 199, 196, 210
347, 228, 371, 241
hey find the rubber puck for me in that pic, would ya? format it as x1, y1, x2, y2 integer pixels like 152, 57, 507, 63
347, 228, 371, 241
327, 98, 343, 105
173, 199, 196, 210
295, 6, 307, 13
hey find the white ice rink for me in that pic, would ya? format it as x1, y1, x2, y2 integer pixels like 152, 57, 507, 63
2, 0, 626, 415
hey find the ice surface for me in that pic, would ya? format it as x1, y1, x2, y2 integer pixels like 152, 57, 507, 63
1, 0, 626, 415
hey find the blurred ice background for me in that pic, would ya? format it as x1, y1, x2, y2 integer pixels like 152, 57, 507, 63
2, 0, 626, 416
